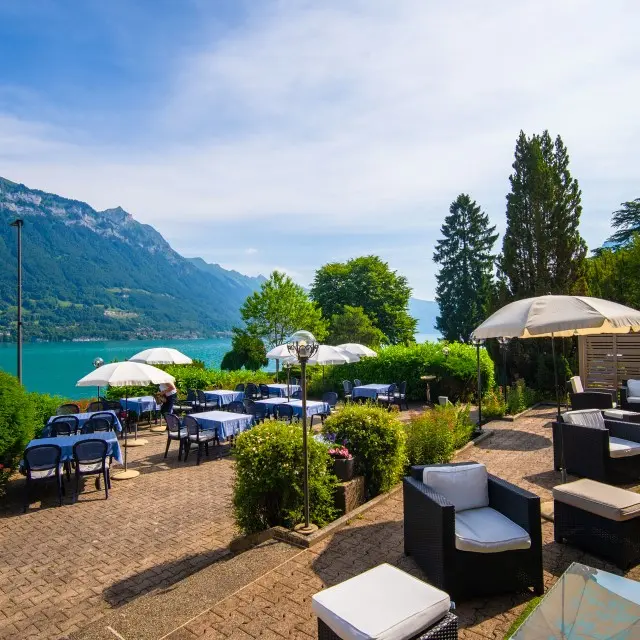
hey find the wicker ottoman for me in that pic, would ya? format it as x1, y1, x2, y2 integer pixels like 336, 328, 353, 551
312, 563, 457, 640
554, 478, 640, 569
603, 409, 640, 424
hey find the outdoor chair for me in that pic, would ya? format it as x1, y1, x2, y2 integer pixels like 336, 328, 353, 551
342, 380, 353, 402
403, 462, 543, 600
86, 400, 107, 412
185, 389, 200, 412
89, 412, 116, 430
552, 409, 640, 483
234, 383, 245, 392
259, 383, 271, 399
81, 417, 111, 434
164, 413, 188, 461
568, 376, 615, 410
376, 383, 398, 410
183, 415, 218, 465
23, 444, 64, 512
172, 394, 193, 415
246, 401, 268, 424
245, 383, 260, 400
353, 379, 362, 388
196, 389, 215, 412
311, 392, 337, 426
72, 438, 110, 501
621, 379, 640, 411
291, 389, 302, 400
56, 403, 80, 415
243, 398, 255, 413
227, 400, 245, 414
50, 415, 79, 436
275, 404, 295, 423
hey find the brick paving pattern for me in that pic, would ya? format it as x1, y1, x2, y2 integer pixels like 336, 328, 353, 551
0, 427, 239, 639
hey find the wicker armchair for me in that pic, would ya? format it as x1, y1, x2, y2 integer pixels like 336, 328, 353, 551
552, 409, 640, 483
403, 462, 543, 600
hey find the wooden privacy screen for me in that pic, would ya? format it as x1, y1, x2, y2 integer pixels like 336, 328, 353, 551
578, 333, 640, 390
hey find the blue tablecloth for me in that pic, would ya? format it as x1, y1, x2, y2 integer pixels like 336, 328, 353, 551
203, 390, 244, 406
26, 432, 123, 464
120, 396, 160, 414
44, 410, 122, 436
254, 398, 330, 418
254, 398, 290, 416
193, 411, 254, 440
352, 384, 391, 400
266, 384, 301, 398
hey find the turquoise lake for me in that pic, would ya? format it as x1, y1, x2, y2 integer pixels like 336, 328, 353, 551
0, 334, 439, 399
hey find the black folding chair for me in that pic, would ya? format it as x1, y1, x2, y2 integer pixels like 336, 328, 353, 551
23, 444, 64, 512
72, 439, 110, 501
50, 415, 79, 436
56, 403, 80, 415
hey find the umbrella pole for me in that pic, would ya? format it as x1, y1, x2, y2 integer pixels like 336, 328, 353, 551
276, 359, 279, 383
551, 333, 561, 421
112, 393, 140, 480
287, 366, 291, 401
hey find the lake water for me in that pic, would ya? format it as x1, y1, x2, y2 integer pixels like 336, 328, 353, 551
0, 333, 440, 399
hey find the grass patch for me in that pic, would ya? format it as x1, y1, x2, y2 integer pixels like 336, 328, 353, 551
504, 596, 542, 639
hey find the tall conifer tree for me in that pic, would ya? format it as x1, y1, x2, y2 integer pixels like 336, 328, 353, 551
499, 130, 586, 297
433, 194, 498, 342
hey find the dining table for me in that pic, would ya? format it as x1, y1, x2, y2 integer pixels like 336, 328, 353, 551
266, 383, 301, 398
192, 410, 254, 440
352, 384, 391, 400
26, 432, 123, 464
203, 389, 244, 407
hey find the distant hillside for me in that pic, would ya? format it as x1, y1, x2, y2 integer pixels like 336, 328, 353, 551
0, 177, 264, 341
409, 298, 439, 334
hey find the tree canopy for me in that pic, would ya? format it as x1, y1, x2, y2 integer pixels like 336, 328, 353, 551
326, 305, 385, 348
220, 328, 268, 371
311, 256, 416, 344
433, 194, 498, 342
605, 199, 640, 247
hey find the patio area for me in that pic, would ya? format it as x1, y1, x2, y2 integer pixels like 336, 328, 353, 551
1, 407, 639, 639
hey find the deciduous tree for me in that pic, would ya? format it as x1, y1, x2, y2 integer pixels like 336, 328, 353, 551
326, 305, 385, 348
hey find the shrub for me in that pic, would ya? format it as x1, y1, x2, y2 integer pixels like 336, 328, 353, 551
27, 392, 66, 438
482, 387, 506, 420
506, 379, 537, 415
0, 372, 37, 494
322, 403, 406, 497
233, 421, 338, 534
312, 341, 495, 402
405, 404, 474, 468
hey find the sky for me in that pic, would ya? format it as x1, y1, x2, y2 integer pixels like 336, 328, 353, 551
1, 0, 639, 300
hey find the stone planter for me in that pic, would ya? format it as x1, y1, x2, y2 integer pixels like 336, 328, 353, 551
332, 457, 355, 482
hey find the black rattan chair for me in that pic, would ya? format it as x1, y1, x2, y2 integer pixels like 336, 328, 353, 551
183, 415, 218, 465
23, 444, 64, 512
259, 384, 271, 399
569, 391, 614, 410
72, 438, 110, 501
403, 462, 543, 600
275, 404, 295, 423
342, 380, 353, 402
50, 415, 79, 436
227, 400, 245, 414
164, 413, 188, 461
56, 403, 80, 415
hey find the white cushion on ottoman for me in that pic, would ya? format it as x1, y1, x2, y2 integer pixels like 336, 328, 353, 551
627, 380, 640, 397
311, 563, 450, 640
423, 463, 489, 512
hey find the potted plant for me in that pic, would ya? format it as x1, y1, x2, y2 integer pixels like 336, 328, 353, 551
328, 445, 354, 482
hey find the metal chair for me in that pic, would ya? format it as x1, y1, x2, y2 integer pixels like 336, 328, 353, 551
342, 380, 353, 402
164, 413, 188, 461
183, 415, 218, 465
227, 400, 245, 414
72, 439, 110, 501
56, 403, 80, 415
23, 444, 64, 512
50, 415, 79, 436
259, 384, 271, 399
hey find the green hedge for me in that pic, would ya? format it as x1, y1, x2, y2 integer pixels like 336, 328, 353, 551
309, 342, 495, 402
233, 421, 338, 533
322, 403, 406, 497
28, 391, 66, 438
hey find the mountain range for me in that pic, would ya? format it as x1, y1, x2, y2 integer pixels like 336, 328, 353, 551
0, 176, 438, 341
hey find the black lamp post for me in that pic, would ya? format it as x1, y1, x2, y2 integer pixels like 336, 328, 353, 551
470, 336, 485, 430
497, 336, 511, 404
10, 219, 23, 384
93, 357, 104, 400
287, 330, 319, 534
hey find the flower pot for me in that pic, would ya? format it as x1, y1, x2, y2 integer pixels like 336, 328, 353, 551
332, 457, 354, 482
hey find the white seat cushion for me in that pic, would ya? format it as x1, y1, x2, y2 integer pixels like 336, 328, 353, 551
570, 376, 584, 394
78, 461, 109, 473
604, 409, 640, 421
455, 507, 531, 553
553, 478, 640, 521
562, 409, 606, 429
30, 465, 63, 480
609, 437, 640, 458
627, 396, 640, 405
312, 563, 450, 640
423, 463, 489, 512
627, 380, 640, 397
189, 431, 216, 442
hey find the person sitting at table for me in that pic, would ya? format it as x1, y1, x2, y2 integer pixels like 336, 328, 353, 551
158, 381, 178, 415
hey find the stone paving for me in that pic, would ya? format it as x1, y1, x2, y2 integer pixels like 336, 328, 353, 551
0, 427, 239, 639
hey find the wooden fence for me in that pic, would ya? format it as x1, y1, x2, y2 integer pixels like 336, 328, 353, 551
578, 333, 640, 390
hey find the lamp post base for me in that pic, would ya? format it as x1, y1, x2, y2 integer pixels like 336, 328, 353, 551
294, 523, 319, 535
112, 469, 140, 480
124, 438, 148, 447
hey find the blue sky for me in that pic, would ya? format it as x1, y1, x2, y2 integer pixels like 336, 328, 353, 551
1, 1, 639, 299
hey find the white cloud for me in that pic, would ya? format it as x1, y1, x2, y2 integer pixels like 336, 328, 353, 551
1, 0, 640, 297
244, 247, 258, 255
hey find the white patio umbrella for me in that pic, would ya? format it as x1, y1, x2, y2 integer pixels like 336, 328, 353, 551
77, 362, 176, 480
280, 345, 360, 389
129, 347, 192, 365
337, 343, 378, 358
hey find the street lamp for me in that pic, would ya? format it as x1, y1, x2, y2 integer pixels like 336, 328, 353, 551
470, 335, 485, 431
497, 337, 511, 404
287, 329, 319, 534
93, 357, 104, 400
10, 219, 23, 384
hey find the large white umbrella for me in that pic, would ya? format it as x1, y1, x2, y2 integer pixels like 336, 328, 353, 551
77, 362, 175, 479
280, 345, 360, 389
337, 343, 378, 358
129, 347, 192, 365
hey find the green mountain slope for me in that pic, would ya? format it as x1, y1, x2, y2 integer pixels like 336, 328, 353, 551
0, 176, 264, 340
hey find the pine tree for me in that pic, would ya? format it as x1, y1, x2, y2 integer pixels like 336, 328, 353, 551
433, 194, 498, 342
605, 198, 640, 246
499, 130, 586, 297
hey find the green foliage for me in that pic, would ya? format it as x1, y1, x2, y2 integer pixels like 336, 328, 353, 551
434, 194, 498, 343
504, 596, 542, 639
535, 351, 572, 396
311, 256, 417, 345
326, 305, 385, 348
506, 379, 537, 415
322, 404, 406, 497
311, 342, 495, 403
233, 421, 338, 533
498, 130, 586, 298
482, 387, 506, 420
405, 404, 474, 468
241, 270, 328, 348
221, 328, 267, 371
27, 391, 66, 438
0, 372, 36, 493
606, 198, 640, 246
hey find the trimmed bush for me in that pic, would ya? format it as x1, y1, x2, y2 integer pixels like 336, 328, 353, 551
405, 404, 474, 468
482, 387, 506, 420
0, 372, 37, 494
233, 421, 338, 534
311, 341, 495, 402
322, 404, 406, 497
506, 380, 537, 415
28, 392, 66, 438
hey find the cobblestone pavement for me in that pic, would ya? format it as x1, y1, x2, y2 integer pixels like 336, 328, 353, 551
165, 407, 640, 640
0, 427, 239, 639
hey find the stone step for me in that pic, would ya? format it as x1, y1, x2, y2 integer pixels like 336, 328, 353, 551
71, 540, 299, 640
